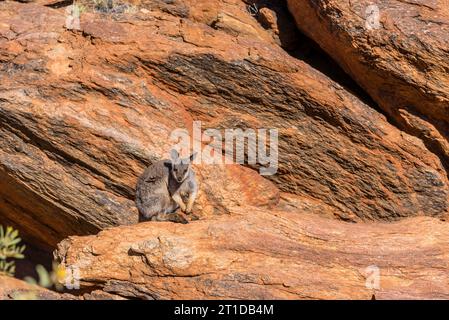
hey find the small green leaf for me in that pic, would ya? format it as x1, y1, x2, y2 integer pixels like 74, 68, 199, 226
36, 265, 52, 288
24, 276, 38, 286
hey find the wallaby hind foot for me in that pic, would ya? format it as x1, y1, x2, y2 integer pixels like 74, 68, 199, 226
151, 212, 189, 224
188, 213, 200, 221
176, 211, 190, 224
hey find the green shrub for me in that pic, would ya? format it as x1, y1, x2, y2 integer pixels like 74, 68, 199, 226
0, 225, 69, 299
0, 226, 26, 276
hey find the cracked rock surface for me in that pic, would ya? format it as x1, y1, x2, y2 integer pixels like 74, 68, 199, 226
55, 207, 449, 300
288, 0, 449, 172
0, 0, 448, 299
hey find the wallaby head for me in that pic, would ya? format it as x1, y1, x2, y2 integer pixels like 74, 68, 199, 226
170, 149, 197, 183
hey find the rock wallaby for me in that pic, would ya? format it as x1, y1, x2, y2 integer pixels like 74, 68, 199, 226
136, 150, 198, 224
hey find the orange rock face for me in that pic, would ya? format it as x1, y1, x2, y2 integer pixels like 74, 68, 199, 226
0, 1, 448, 253
287, 0, 449, 172
0, 275, 74, 300
55, 208, 449, 300
0, 0, 449, 300
0, 275, 121, 300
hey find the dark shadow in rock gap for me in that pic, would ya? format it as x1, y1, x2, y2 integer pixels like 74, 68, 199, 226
14, 241, 53, 282
246, 0, 382, 113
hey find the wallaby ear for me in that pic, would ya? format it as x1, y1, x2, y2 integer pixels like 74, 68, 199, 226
190, 152, 197, 162
170, 149, 179, 161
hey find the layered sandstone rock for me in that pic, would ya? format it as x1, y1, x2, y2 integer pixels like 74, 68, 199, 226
287, 0, 449, 171
0, 275, 75, 300
0, 1, 283, 250
0, 0, 448, 301
0, 1, 447, 254
55, 207, 449, 300
0, 274, 123, 299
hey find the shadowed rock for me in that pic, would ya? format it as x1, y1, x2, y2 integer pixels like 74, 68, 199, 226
287, 0, 449, 172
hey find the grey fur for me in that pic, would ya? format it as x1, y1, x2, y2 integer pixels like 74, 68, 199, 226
135, 150, 198, 222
